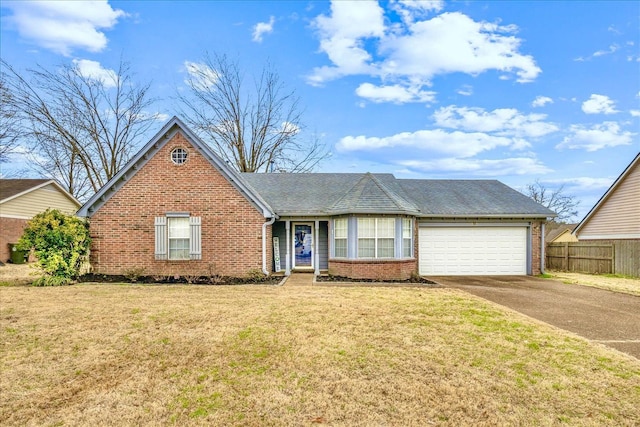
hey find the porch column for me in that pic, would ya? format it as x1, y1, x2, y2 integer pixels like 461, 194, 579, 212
285, 220, 291, 276
315, 220, 320, 275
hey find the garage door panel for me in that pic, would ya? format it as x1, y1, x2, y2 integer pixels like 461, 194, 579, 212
419, 226, 527, 275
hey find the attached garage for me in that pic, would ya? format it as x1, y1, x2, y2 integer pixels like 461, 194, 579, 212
419, 225, 528, 275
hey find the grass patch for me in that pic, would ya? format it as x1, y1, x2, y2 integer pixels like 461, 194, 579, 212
546, 270, 640, 296
0, 285, 638, 426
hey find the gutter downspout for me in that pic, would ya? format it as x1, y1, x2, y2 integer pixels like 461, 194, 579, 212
262, 217, 276, 276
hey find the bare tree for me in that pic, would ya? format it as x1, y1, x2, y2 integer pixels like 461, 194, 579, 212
0, 73, 22, 163
524, 180, 580, 223
1, 59, 156, 200
178, 53, 328, 173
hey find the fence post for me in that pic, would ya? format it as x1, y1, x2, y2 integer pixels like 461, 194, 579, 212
564, 242, 569, 271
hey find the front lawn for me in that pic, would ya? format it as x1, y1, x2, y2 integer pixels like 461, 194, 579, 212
1, 284, 638, 426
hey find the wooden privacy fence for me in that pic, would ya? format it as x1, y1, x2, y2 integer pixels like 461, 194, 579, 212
546, 240, 640, 277
546, 243, 613, 274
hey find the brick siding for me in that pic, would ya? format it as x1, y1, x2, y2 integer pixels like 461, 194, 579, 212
88, 132, 270, 277
328, 258, 417, 280
531, 220, 543, 275
0, 217, 29, 262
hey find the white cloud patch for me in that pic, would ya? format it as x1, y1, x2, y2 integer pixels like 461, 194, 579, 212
73, 59, 117, 88
183, 61, 219, 91
593, 44, 619, 57
433, 106, 559, 138
581, 94, 619, 114
252, 16, 275, 42
308, 3, 541, 99
390, 0, 444, 25
398, 157, 551, 176
630, 110, 640, 117
532, 96, 553, 107
557, 121, 634, 151
337, 129, 517, 157
545, 176, 614, 191
3, 0, 126, 55
355, 83, 436, 104
456, 85, 473, 96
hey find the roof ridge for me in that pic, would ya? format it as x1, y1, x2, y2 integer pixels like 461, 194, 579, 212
366, 173, 418, 211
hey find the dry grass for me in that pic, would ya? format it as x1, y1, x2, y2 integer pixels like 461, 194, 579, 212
1, 284, 639, 426
0, 263, 42, 286
547, 270, 640, 296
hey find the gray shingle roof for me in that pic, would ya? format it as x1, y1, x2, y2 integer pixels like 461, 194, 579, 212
398, 179, 555, 217
242, 174, 555, 218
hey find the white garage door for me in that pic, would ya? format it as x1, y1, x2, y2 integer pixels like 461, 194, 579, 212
419, 226, 527, 275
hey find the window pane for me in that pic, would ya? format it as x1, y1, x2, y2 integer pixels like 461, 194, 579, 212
403, 219, 412, 257
169, 238, 190, 260
357, 218, 375, 238
402, 219, 411, 238
168, 217, 189, 238
378, 238, 395, 258
335, 218, 347, 239
358, 238, 375, 258
403, 239, 412, 258
377, 218, 395, 238
334, 239, 347, 258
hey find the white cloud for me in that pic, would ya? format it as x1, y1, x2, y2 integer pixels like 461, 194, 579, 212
308, 4, 541, 91
630, 110, 640, 117
433, 106, 559, 138
336, 129, 518, 157
557, 121, 634, 151
3, 0, 126, 55
398, 157, 551, 176
390, 0, 444, 25
532, 96, 553, 107
545, 177, 614, 191
456, 85, 473, 96
593, 44, 619, 57
252, 16, 275, 43
73, 59, 117, 88
308, 1, 385, 85
183, 61, 219, 91
581, 94, 619, 114
355, 82, 436, 104
379, 12, 540, 83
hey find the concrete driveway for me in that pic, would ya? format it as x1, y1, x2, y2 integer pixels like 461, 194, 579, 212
430, 275, 640, 359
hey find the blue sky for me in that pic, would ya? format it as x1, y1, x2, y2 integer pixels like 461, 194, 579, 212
1, 0, 638, 220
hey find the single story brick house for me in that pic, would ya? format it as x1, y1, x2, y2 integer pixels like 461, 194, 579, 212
77, 117, 555, 280
1, 179, 80, 263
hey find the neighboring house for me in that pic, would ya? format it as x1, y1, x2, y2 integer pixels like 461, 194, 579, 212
0, 179, 81, 263
573, 152, 640, 276
545, 223, 578, 244
77, 117, 555, 280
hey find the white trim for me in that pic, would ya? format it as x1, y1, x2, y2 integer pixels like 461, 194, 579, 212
0, 214, 32, 220
578, 234, 640, 240
419, 221, 531, 227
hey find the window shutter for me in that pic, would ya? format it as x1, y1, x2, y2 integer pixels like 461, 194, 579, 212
155, 217, 167, 260
189, 216, 202, 260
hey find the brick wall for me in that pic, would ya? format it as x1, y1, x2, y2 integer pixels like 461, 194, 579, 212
88, 132, 270, 277
0, 217, 28, 262
328, 259, 417, 280
531, 220, 543, 275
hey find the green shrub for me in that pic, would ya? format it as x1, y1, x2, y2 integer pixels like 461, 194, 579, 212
18, 209, 91, 286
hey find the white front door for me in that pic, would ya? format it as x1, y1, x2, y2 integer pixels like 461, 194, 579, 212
292, 223, 314, 269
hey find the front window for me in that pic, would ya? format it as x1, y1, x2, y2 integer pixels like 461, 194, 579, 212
334, 218, 348, 258
168, 217, 190, 260
402, 218, 412, 257
357, 217, 395, 258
